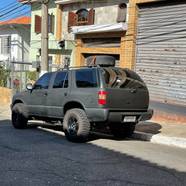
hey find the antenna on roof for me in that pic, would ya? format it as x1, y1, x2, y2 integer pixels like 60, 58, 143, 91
64, 57, 70, 69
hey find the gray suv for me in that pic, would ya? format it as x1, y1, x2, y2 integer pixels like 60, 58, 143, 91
11, 59, 153, 142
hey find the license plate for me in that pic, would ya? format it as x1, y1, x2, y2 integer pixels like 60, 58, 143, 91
123, 116, 136, 122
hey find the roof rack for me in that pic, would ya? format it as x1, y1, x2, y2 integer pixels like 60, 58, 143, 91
57, 65, 100, 71
58, 55, 116, 71
57, 56, 101, 71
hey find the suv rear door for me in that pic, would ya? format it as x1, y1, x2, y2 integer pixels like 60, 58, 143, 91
101, 67, 149, 111
71, 68, 100, 108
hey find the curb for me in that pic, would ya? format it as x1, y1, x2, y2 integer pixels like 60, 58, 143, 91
133, 131, 186, 149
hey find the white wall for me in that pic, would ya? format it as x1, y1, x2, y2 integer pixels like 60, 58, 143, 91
0, 25, 30, 63
0, 25, 30, 62
16, 25, 31, 62
0, 28, 15, 62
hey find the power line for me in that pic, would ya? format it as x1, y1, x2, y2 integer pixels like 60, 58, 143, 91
0, 7, 31, 21
19, 3, 41, 20
0, 2, 22, 14
0, 2, 41, 21
9, 9, 31, 19
0, 3, 43, 21
0, 4, 26, 18
0, 8, 31, 21
0, 0, 18, 11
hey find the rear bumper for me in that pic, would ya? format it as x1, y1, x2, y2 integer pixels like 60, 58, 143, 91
86, 108, 153, 123
86, 108, 109, 122
138, 109, 153, 121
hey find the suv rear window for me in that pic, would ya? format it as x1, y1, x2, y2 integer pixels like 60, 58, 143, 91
76, 69, 98, 88
102, 67, 145, 89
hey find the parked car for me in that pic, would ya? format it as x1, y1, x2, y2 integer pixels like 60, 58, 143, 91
11, 56, 153, 142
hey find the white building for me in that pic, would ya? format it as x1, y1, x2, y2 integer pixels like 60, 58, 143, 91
0, 16, 30, 69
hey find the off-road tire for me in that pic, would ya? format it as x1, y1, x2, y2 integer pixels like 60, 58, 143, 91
110, 123, 136, 139
12, 103, 28, 129
63, 109, 90, 142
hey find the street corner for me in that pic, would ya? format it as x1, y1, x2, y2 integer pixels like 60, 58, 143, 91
133, 121, 186, 149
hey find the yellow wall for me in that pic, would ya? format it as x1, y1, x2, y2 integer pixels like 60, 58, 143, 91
55, 4, 62, 65
75, 32, 125, 66
0, 87, 11, 105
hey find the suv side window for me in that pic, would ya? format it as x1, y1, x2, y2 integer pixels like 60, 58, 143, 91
76, 69, 98, 88
53, 71, 68, 88
34, 73, 52, 89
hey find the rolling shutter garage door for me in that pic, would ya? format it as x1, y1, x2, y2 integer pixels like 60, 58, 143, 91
136, 1, 186, 106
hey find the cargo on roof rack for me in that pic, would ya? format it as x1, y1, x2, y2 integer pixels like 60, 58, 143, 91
86, 55, 116, 67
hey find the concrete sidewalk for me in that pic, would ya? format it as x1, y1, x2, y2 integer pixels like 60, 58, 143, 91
0, 104, 186, 149
134, 121, 186, 149
0, 104, 11, 120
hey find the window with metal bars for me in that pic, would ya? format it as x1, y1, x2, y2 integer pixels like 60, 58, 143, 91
0, 36, 11, 55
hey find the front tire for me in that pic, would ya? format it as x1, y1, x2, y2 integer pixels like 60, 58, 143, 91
12, 103, 28, 129
63, 109, 90, 142
110, 123, 136, 139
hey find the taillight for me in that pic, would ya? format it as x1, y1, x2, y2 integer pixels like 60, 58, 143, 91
98, 91, 107, 105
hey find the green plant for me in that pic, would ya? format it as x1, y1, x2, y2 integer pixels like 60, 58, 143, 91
27, 71, 38, 81
0, 66, 10, 87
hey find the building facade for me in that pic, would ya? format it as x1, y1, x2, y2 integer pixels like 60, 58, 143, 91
0, 16, 30, 68
0, 16, 31, 91
20, 0, 74, 70
56, 0, 128, 67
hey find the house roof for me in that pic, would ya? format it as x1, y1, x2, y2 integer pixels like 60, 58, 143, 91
0, 16, 31, 26
55, 0, 86, 4
19, 0, 86, 4
18, 0, 41, 4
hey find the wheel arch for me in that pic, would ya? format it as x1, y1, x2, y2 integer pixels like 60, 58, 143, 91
63, 101, 85, 115
12, 99, 24, 107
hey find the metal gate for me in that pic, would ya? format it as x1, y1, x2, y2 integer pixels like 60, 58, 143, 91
135, 1, 186, 106
11, 61, 38, 94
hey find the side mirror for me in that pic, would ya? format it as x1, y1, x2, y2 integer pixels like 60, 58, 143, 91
26, 83, 33, 91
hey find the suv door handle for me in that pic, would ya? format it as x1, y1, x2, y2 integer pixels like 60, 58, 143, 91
64, 93, 67, 96
44, 92, 48, 96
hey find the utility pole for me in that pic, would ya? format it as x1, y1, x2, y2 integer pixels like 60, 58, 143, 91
40, 0, 49, 76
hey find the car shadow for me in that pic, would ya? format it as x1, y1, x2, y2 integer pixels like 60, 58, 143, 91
2, 119, 162, 142
27, 121, 162, 142
28, 122, 114, 141
31, 123, 140, 142
88, 121, 163, 142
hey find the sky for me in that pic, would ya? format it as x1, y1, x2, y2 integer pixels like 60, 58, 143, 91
0, 0, 31, 21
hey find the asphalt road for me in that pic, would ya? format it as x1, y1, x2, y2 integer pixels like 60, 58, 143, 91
0, 119, 186, 186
